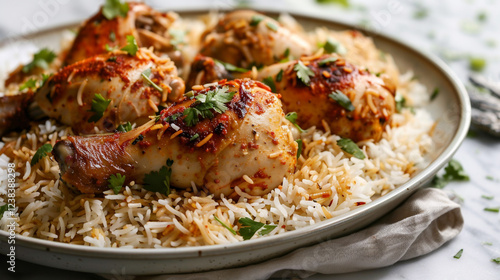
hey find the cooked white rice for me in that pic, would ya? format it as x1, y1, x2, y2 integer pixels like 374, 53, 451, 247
0, 13, 435, 248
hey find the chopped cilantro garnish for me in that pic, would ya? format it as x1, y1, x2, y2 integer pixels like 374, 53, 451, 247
19, 78, 38, 91
31, 143, 53, 166
190, 134, 199, 141
117, 122, 132, 132
328, 90, 355, 111
250, 15, 263, 26
121, 35, 138, 56
266, 22, 278, 32
141, 68, 163, 92
41, 73, 51, 87
107, 56, 117, 62
486, 175, 494, 181
109, 31, 116, 42
182, 86, 236, 127
169, 29, 186, 49
262, 76, 276, 92
395, 93, 406, 112
105, 44, 116, 52
215, 59, 249, 73
165, 112, 182, 123
477, 11, 487, 22
315, 0, 350, 7
481, 195, 494, 200
492, 257, 500, 264
337, 138, 365, 159
285, 112, 305, 133
430, 88, 439, 101
88, 93, 111, 123
484, 207, 500, 213
296, 139, 303, 160
318, 57, 338, 66
0, 204, 9, 219
108, 173, 125, 194
469, 57, 486, 72
102, 0, 129, 20
482, 242, 493, 246
294, 61, 315, 86
238, 217, 277, 240
413, 7, 428, 19
214, 215, 237, 235
432, 159, 469, 189
143, 159, 174, 195
276, 69, 284, 82
22, 48, 56, 73
323, 38, 347, 55
453, 249, 463, 259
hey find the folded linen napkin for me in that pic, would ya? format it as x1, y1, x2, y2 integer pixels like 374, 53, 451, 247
130, 188, 463, 280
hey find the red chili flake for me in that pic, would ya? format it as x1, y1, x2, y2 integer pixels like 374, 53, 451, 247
138, 141, 151, 148
248, 142, 259, 150
355, 202, 366, 206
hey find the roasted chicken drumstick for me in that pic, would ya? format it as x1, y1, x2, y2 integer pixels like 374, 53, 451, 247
52, 79, 297, 197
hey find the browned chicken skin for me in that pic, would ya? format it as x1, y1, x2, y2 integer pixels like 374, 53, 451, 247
200, 10, 312, 69
53, 79, 297, 197
258, 55, 396, 142
64, 2, 178, 66
36, 48, 185, 135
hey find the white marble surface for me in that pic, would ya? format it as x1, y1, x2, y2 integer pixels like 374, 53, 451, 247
1, 0, 500, 279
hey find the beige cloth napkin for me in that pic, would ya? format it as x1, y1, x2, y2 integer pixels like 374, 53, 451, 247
124, 188, 463, 280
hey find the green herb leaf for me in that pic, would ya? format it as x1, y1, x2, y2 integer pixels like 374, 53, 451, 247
41, 73, 51, 87
484, 207, 500, 213
481, 195, 494, 200
483, 242, 493, 246
214, 215, 237, 235
0, 204, 9, 219
285, 112, 305, 133
413, 7, 428, 19
19, 78, 38, 91
395, 93, 406, 112
323, 38, 347, 55
121, 35, 138, 56
294, 61, 315, 86
117, 122, 132, 132
189, 133, 200, 141
266, 22, 278, 32
31, 143, 53, 166
183, 87, 236, 127
238, 217, 276, 240
443, 159, 469, 181
477, 11, 487, 22
492, 257, 500, 264
88, 93, 111, 123
108, 173, 126, 194
486, 175, 494, 181
453, 249, 463, 259
296, 139, 303, 160
143, 159, 174, 195
141, 68, 163, 92
318, 57, 338, 66
262, 76, 276, 92
169, 29, 186, 49
469, 57, 486, 72
250, 15, 263, 26
102, 0, 129, 20
337, 138, 365, 159
105, 44, 116, 52
328, 90, 355, 111
22, 48, 57, 73
315, 0, 350, 7
276, 69, 284, 82
215, 59, 249, 73
430, 88, 439, 101
109, 31, 116, 42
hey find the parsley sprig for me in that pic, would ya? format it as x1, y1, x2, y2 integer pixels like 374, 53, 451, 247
102, 0, 129, 20
328, 90, 355, 111
19, 79, 38, 91
432, 159, 469, 189
117, 122, 132, 132
238, 217, 277, 240
296, 139, 303, 160
22, 48, 56, 73
143, 159, 174, 195
322, 38, 347, 55
183, 87, 235, 127
0, 204, 8, 219
214, 215, 237, 235
285, 112, 305, 133
294, 61, 315, 86
121, 35, 138, 56
337, 138, 365, 159
141, 68, 163, 92
108, 173, 126, 194
31, 143, 53, 166
215, 59, 249, 73
262, 76, 276, 92
88, 94, 111, 123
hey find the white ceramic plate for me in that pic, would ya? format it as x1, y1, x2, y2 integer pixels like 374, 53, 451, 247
0, 9, 470, 275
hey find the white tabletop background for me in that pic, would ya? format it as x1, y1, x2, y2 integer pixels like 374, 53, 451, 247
1, 0, 500, 279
